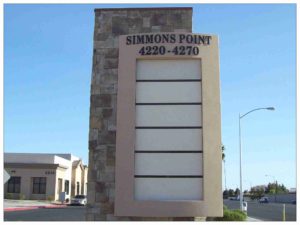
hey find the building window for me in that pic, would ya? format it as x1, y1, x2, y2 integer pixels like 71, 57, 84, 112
65, 180, 69, 194
32, 177, 46, 194
7, 177, 21, 193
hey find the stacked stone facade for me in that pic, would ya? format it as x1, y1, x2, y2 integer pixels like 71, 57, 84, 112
86, 7, 194, 221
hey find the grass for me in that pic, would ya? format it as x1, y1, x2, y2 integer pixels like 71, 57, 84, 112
207, 206, 247, 221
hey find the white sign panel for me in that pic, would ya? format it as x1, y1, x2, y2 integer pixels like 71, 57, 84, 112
134, 59, 203, 201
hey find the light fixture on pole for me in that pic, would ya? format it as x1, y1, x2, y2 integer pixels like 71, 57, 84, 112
239, 107, 275, 211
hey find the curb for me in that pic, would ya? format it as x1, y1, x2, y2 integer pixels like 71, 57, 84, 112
4, 206, 39, 212
4, 204, 67, 212
42, 205, 67, 209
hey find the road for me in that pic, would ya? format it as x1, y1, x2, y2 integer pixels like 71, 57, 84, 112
4, 205, 85, 221
4, 202, 296, 221
224, 200, 296, 221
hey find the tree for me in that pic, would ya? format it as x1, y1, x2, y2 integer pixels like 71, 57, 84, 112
277, 183, 288, 193
265, 182, 288, 194
222, 144, 225, 161
222, 144, 227, 190
223, 190, 229, 199
250, 186, 265, 200
228, 189, 235, 197
265, 182, 276, 194
234, 188, 240, 196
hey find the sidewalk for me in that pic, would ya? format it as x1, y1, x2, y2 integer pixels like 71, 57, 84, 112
247, 216, 262, 221
4, 199, 67, 212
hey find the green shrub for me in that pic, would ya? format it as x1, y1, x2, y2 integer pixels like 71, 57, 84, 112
19, 193, 26, 200
47, 195, 54, 201
207, 206, 247, 221
5, 193, 13, 199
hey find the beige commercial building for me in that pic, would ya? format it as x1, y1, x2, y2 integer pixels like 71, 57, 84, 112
4, 153, 88, 201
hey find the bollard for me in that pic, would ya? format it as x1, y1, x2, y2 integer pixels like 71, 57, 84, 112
282, 204, 286, 221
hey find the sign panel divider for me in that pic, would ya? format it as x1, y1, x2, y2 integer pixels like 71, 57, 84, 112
136, 103, 202, 105
136, 126, 202, 129
135, 151, 203, 153
135, 175, 203, 178
136, 79, 202, 82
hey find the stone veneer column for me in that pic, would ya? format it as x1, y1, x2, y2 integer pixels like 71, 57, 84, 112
86, 7, 194, 221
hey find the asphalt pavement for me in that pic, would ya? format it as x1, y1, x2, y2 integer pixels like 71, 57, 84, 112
4, 206, 259, 221
224, 199, 296, 221
4, 205, 86, 221
4, 199, 296, 221
4, 199, 67, 213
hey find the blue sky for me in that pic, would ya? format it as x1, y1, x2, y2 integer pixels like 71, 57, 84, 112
4, 4, 296, 190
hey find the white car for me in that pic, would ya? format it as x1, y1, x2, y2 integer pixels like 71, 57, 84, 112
71, 195, 87, 206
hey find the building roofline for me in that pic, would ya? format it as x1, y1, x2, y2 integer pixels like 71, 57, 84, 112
94, 7, 192, 12
5, 163, 68, 170
72, 160, 86, 171
4, 152, 73, 156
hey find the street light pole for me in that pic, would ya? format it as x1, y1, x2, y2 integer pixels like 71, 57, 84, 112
239, 113, 243, 210
239, 107, 275, 211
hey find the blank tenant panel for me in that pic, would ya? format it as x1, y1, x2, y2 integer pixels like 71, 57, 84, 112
135, 129, 202, 151
136, 105, 202, 127
136, 82, 202, 103
135, 153, 203, 176
135, 178, 203, 201
137, 59, 201, 80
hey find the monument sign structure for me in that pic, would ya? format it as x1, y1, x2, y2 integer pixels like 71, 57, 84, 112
87, 7, 222, 221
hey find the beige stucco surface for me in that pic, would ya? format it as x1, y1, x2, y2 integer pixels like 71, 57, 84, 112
115, 33, 222, 217
72, 162, 88, 196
